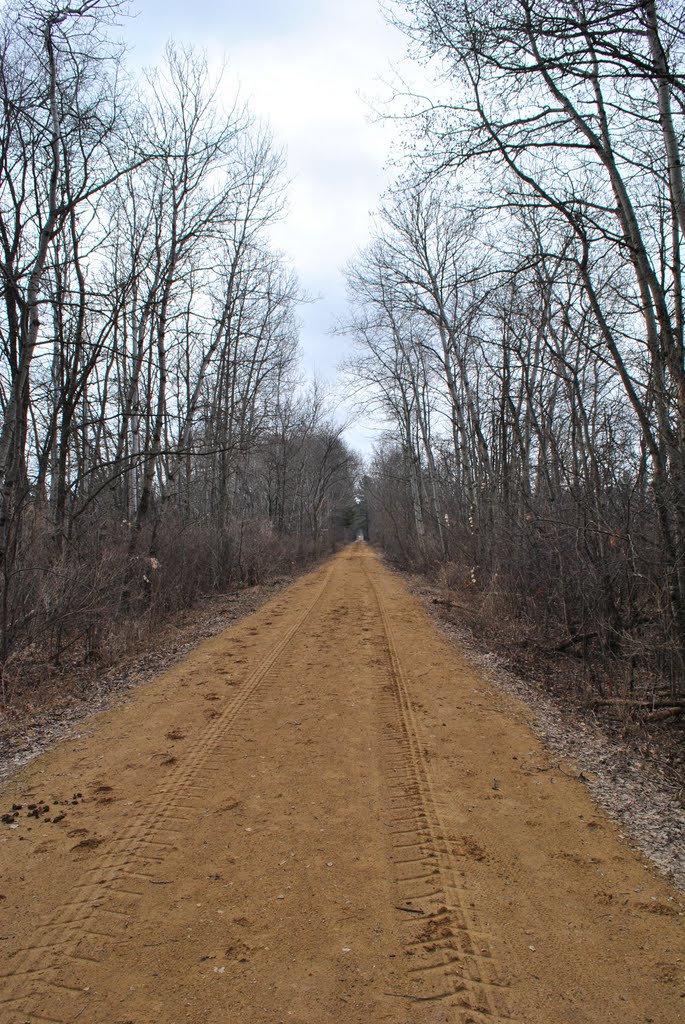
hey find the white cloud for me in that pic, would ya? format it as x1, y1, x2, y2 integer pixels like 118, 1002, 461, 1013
121, 0, 410, 455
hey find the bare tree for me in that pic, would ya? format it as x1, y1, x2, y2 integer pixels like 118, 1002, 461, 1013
0, 19, 355, 691
386, 0, 685, 668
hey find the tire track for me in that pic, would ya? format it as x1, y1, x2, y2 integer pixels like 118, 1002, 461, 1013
0, 563, 335, 1024
364, 562, 515, 1024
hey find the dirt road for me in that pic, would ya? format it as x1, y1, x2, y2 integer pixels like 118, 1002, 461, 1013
0, 544, 683, 1024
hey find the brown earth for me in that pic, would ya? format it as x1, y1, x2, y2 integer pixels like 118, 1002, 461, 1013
0, 543, 683, 1024
0, 575, 296, 784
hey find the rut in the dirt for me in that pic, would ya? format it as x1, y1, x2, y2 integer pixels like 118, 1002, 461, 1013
0, 544, 683, 1024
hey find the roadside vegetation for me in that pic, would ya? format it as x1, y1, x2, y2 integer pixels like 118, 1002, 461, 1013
345, 1, 685, 748
0, 0, 357, 706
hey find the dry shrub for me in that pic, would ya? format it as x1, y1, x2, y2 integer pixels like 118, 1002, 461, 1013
1, 505, 330, 705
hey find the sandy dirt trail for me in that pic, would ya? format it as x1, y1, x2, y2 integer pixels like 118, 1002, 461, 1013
0, 544, 683, 1024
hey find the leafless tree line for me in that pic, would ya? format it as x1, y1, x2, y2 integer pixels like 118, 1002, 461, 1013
347, 0, 685, 701
0, 0, 356, 689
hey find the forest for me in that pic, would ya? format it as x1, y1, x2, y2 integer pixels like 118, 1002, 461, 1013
351, 0, 685, 711
0, 0, 357, 694
2, 0, 685, 721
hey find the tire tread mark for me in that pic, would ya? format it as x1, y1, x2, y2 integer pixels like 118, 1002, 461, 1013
364, 560, 515, 1024
2, 563, 335, 1023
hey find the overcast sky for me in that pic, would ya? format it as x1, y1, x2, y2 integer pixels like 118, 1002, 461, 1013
120, 0, 410, 456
